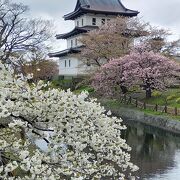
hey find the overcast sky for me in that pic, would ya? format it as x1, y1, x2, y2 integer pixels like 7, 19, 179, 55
14, 0, 180, 52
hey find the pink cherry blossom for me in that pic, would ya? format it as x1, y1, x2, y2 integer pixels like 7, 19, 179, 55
92, 46, 180, 98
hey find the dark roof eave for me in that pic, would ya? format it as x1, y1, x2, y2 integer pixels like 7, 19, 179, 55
48, 47, 82, 58
63, 8, 82, 20
56, 29, 87, 39
64, 8, 139, 20
56, 26, 98, 39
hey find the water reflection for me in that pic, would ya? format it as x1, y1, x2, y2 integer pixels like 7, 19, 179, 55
122, 121, 180, 179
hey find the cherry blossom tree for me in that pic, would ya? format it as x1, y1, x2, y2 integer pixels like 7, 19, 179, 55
0, 62, 138, 179
92, 59, 126, 96
92, 46, 180, 98
22, 59, 58, 82
80, 17, 180, 68
80, 16, 148, 67
21, 48, 59, 82
139, 27, 180, 56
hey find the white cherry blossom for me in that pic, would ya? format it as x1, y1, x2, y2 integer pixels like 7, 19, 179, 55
0, 62, 138, 179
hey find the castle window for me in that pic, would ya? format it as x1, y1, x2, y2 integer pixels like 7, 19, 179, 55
75, 39, 78, 46
65, 60, 67, 67
92, 18, 96, 25
102, 18, 105, 25
82, 18, 84, 26
71, 40, 73, 47
77, 21, 79, 27
69, 60, 71, 67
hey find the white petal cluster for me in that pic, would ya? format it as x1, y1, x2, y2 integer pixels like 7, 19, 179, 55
0, 62, 138, 179
9, 119, 28, 128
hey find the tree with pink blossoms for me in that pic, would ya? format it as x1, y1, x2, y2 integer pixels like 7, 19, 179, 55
92, 46, 180, 98
92, 60, 126, 96
80, 16, 148, 67
80, 16, 180, 68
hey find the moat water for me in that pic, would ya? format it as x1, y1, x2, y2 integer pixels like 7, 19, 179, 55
35, 120, 180, 180
122, 121, 180, 180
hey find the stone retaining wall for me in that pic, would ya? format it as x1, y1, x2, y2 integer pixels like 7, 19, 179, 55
105, 106, 180, 135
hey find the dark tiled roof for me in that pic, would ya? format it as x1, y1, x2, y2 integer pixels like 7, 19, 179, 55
48, 46, 82, 58
56, 26, 98, 39
64, 0, 139, 20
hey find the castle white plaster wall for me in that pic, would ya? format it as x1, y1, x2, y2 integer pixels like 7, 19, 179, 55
59, 56, 93, 76
67, 35, 83, 48
75, 14, 116, 27
59, 56, 78, 76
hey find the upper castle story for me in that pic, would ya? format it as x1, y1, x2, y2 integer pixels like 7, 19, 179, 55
64, 0, 139, 27
56, 0, 139, 49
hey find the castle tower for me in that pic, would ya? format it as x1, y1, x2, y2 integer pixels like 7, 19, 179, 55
49, 0, 139, 78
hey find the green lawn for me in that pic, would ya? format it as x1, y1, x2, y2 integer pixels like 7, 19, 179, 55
100, 98, 180, 121
74, 85, 180, 118
137, 88, 180, 108
73, 86, 94, 94
96, 87, 180, 120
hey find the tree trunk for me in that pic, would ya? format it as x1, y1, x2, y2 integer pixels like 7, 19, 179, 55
120, 85, 128, 94
146, 88, 152, 98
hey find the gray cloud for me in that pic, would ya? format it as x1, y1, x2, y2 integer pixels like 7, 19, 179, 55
15, 0, 76, 16
123, 0, 180, 26
14, 0, 77, 50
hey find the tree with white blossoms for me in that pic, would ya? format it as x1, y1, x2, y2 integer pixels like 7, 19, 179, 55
0, 62, 138, 179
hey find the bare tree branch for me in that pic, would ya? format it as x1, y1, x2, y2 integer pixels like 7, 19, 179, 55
0, 0, 52, 65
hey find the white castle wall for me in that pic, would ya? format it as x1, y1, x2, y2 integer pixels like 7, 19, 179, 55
59, 14, 117, 77
67, 35, 83, 49
59, 56, 78, 76
59, 56, 91, 76
74, 14, 116, 27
